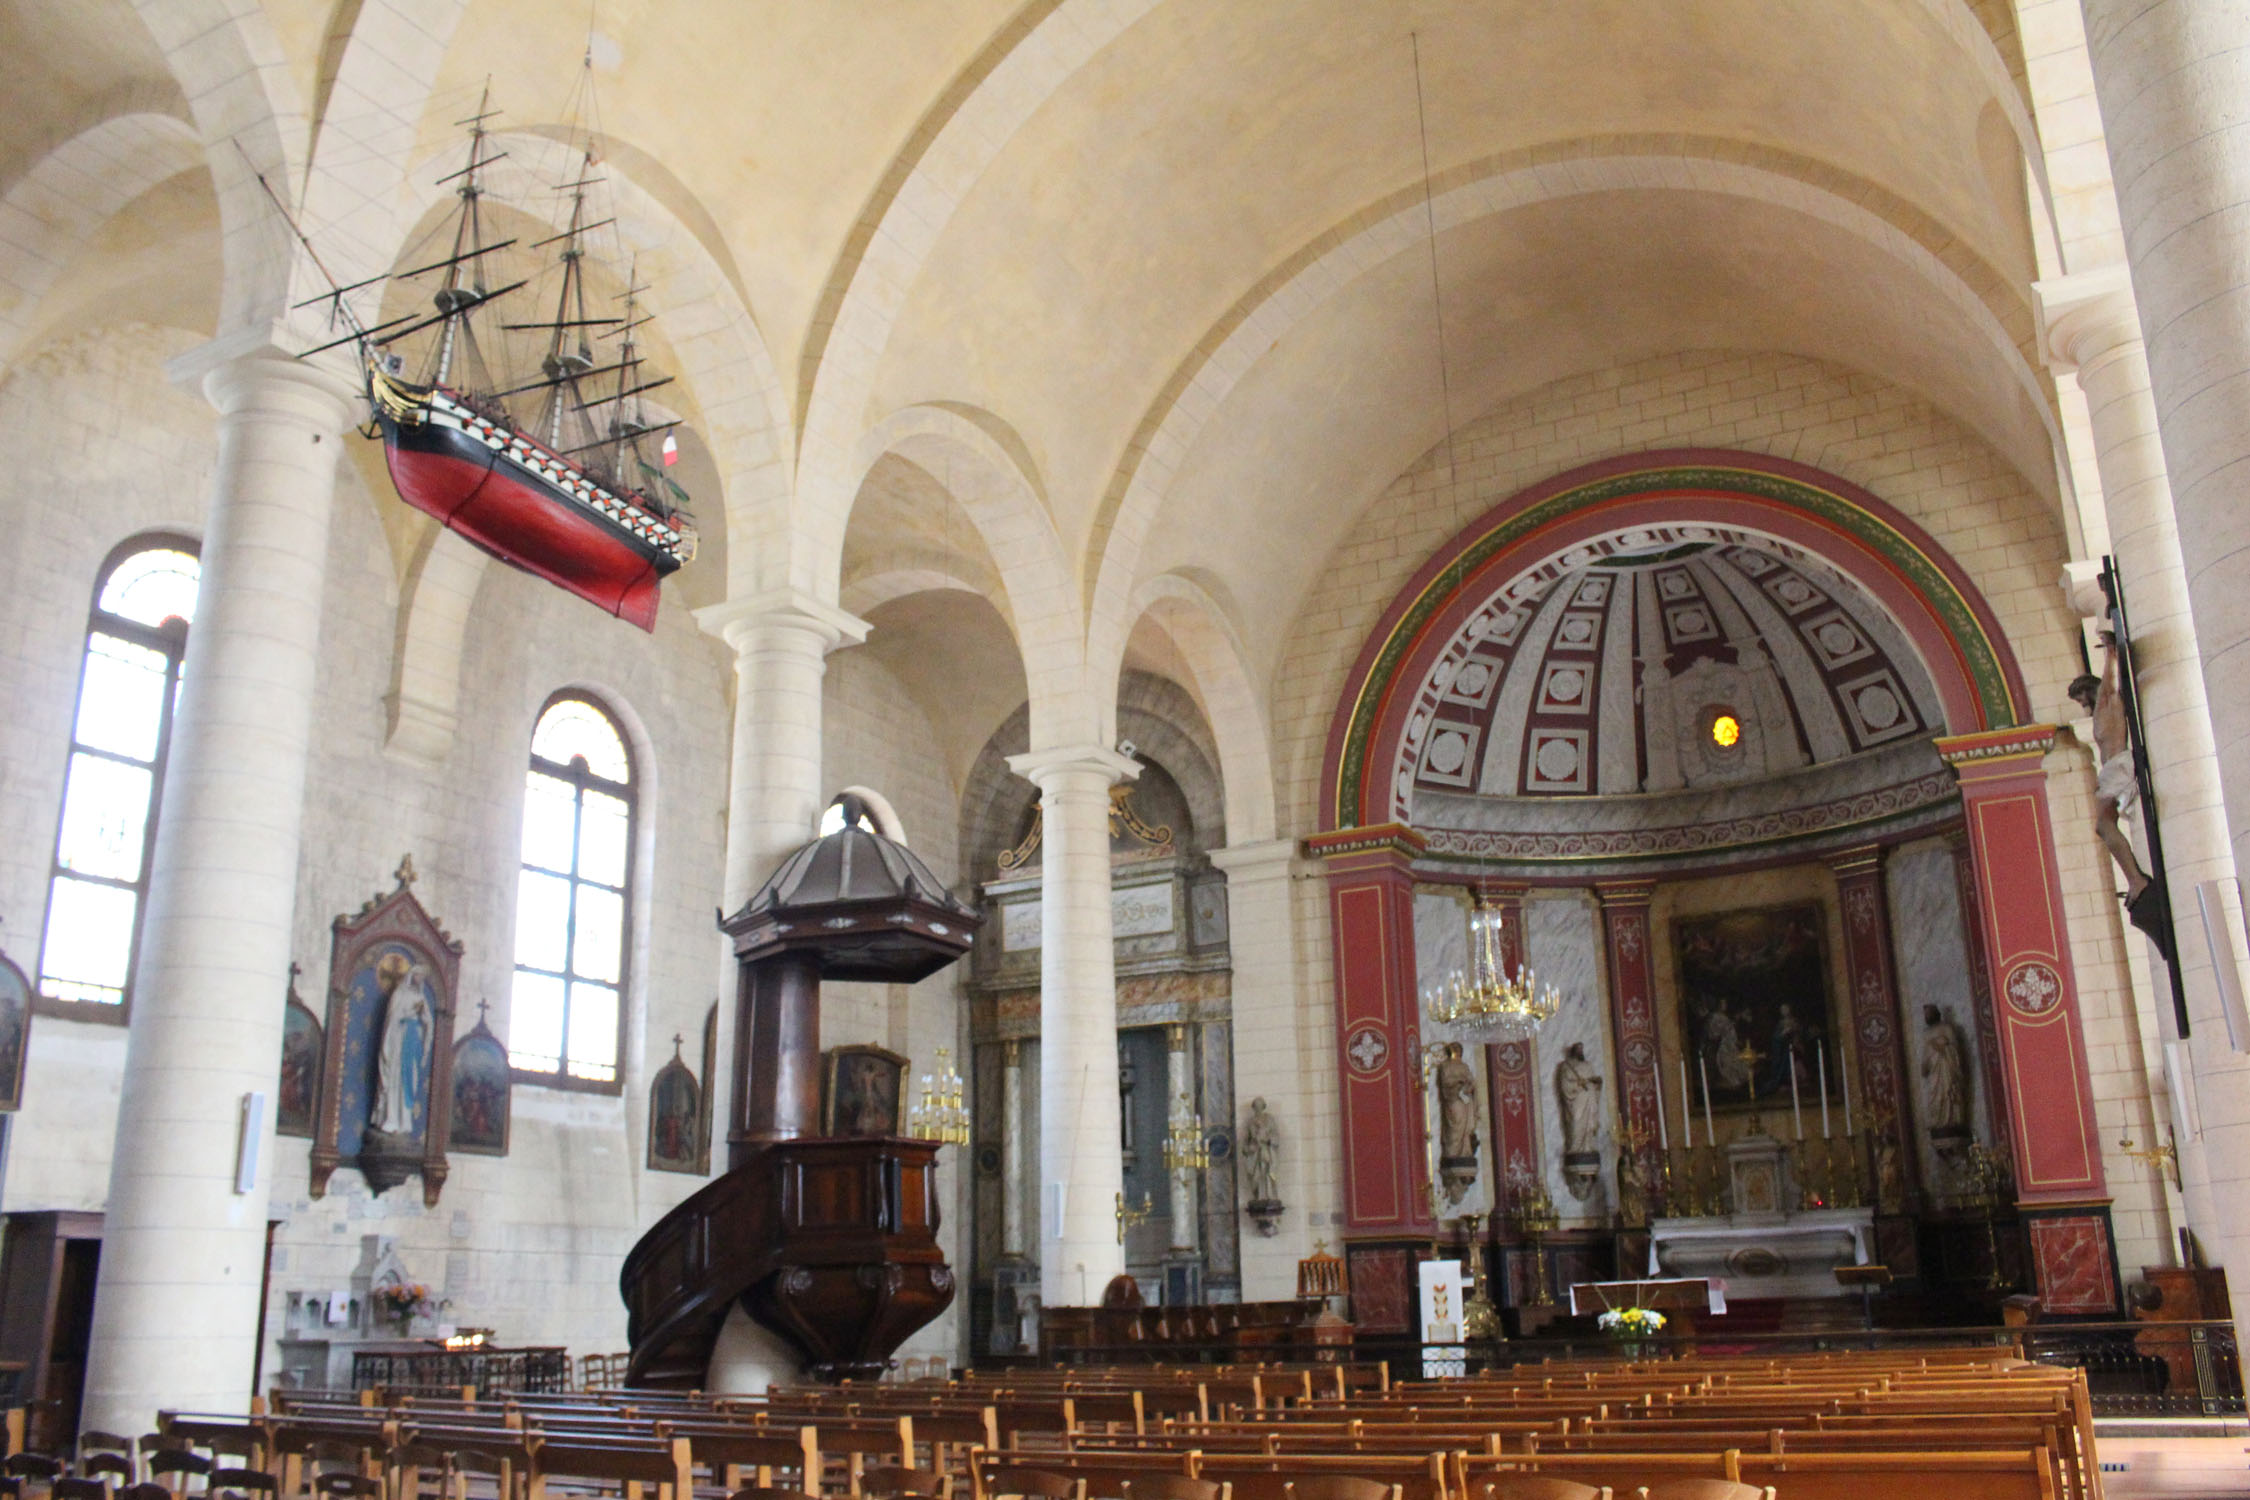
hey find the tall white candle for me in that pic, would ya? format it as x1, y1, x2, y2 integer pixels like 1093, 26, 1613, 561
1699, 1053, 1717, 1144
1653, 1061, 1669, 1150
1843, 1067, 1855, 1138
1817, 1040, 1831, 1139
1680, 1058, 1694, 1150
1790, 1049, 1804, 1141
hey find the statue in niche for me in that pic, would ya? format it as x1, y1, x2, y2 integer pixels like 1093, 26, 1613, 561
1554, 1042, 1604, 1201
2069, 632, 2174, 960
1875, 1135, 1906, 1213
369, 955, 435, 1141
1242, 1097, 1284, 1236
1919, 1004, 1971, 1153
1432, 1042, 1481, 1204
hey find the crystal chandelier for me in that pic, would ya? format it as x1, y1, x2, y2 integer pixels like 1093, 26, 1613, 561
908, 1048, 970, 1146
1423, 899, 1561, 1041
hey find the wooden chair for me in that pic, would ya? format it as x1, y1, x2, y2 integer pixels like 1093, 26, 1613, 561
1635, 1485, 1770, 1500
727, 1490, 820, 1500
1119, 1479, 1227, 1500
53, 1479, 110, 1500
114, 1487, 169, 1500
861, 1467, 944, 1500
206, 1468, 275, 1500
1475, 1483, 1608, 1500
76, 1460, 132, 1492
1279, 1481, 1399, 1500
309, 1476, 381, 1500
77, 1437, 135, 1485
980, 1469, 1083, 1500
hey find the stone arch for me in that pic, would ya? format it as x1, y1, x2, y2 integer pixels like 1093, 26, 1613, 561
0, 112, 204, 376
852, 404, 1095, 749
129, 0, 308, 335
1083, 144, 2062, 706
1124, 573, 1276, 845
1318, 449, 2036, 831
787, 0, 2049, 605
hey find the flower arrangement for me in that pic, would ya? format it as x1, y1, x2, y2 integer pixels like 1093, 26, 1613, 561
1596, 1306, 1666, 1337
375, 1281, 431, 1326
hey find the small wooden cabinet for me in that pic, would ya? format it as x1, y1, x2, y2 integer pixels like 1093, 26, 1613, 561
0, 1211, 103, 1448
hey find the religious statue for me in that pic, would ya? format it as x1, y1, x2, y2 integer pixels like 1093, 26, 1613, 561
1918, 1003, 1971, 1152
1242, 1097, 1281, 1207
1874, 1135, 1906, 1213
1554, 1042, 1604, 1201
1433, 1042, 1481, 1205
2069, 632, 2174, 959
369, 956, 434, 1140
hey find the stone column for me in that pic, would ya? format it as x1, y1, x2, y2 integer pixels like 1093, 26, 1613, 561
2080, 0, 2250, 892
695, 590, 866, 1388
1000, 1038, 1027, 1259
1306, 825, 1431, 1236
1164, 1024, 1201, 1259
1005, 744, 1139, 1307
1939, 727, 2123, 1315
1208, 838, 1315, 1300
1593, 882, 1664, 1197
81, 348, 360, 1433
1827, 847, 1918, 1213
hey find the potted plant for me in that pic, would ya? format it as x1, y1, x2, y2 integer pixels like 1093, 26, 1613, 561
374, 1280, 431, 1336
1596, 1305, 1666, 1360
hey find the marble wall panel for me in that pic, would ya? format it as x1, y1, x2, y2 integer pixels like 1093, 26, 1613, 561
1526, 891, 1615, 1228
1887, 839, 1993, 1200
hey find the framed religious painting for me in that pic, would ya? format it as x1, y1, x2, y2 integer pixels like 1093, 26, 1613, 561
449, 1002, 511, 1155
1671, 901, 1838, 1116
823, 1044, 908, 1138
0, 948, 31, 1112
647, 1037, 702, 1173
277, 965, 324, 1137
310, 856, 465, 1206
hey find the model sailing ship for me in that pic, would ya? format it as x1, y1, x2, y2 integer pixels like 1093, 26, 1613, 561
303, 97, 697, 631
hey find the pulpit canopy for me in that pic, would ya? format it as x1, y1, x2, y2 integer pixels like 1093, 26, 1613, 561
720, 794, 981, 982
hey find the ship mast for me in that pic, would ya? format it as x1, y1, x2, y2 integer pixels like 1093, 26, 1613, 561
431, 86, 501, 385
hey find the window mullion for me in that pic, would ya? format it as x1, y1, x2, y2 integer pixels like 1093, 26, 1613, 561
557, 779, 587, 1072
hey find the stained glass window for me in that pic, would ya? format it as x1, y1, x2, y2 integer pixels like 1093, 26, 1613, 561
38, 539, 200, 1014
510, 694, 634, 1086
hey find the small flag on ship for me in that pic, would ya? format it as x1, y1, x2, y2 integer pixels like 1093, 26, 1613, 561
661, 432, 679, 466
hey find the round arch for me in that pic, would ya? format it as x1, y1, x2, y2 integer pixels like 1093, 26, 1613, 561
1318, 449, 2033, 831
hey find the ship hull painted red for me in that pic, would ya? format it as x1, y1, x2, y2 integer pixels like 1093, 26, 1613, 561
380, 416, 667, 632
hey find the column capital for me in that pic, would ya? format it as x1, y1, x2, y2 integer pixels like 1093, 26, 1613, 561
1593, 878, 1658, 910
167, 336, 364, 432
1935, 725, 2058, 781
695, 588, 870, 655
1005, 742, 1141, 792
1303, 823, 1426, 862
2033, 266, 2142, 374
1207, 837, 1304, 881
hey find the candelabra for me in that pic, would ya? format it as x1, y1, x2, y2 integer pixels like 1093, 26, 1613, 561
1422, 898, 1561, 1042
1115, 1190, 1154, 1242
907, 1047, 970, 1146
1506, 1176, 1560, 1307
1962, 1142, 2014, 1291
1457, 1212, 1503, 1340
1161, 1091, 1211, 1172
2119, 1129, 2181, 1188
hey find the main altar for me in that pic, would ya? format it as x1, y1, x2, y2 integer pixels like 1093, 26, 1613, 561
1648, 1128, 1875, 1300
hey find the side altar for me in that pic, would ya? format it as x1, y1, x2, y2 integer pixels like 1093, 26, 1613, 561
1649, 1129, 1874, 1300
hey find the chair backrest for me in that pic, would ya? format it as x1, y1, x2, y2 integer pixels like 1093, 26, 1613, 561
1119, 1477, 1227, 1500
53, 1479, 109, 1500
1477, 1482, 1607, 1500
77, 1437, 133, 1465
727, 1490, 820, 1500
207, 1468, 276, 1500
1280, 1481, 1400, 1500
1636, 1484, 1767, 1500
116, 1487, 171, 1500
311, 1476, 383, 1499
984, 1468, 1084, 1500
4, 1458, 61, 1481
861, 1466, 942, 1499
78, 1460, 131, 1487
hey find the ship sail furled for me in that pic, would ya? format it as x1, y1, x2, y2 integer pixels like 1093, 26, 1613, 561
352, 99, 697, 632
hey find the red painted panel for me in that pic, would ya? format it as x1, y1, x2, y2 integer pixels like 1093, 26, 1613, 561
2027, 1214, 2119, 1314
1598, 887, 1665, 1205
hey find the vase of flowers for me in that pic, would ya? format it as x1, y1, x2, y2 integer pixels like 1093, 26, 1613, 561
374, 1280, 430, 1335
1596, 1305, 1666, 1360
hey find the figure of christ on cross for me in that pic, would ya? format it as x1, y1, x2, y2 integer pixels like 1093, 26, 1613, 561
1737, 1039, 1767, 1133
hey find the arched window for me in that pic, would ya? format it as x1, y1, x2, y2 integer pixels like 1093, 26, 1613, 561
37, 537, 202, 1016
510, 694, 635, 1087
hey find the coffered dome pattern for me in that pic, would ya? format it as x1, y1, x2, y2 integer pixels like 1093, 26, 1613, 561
1404, 529, 1943, 802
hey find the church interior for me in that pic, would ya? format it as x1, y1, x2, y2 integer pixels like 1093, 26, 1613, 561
5, 0, 2250, 1493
